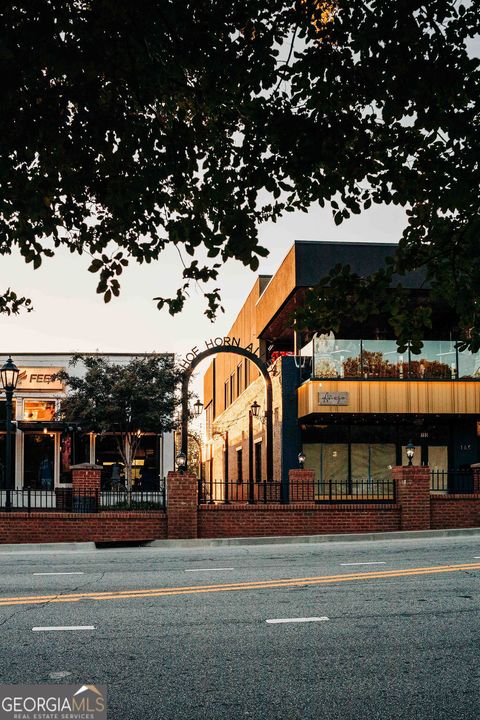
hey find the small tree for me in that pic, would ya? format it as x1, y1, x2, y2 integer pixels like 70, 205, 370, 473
58, 354, 180, 487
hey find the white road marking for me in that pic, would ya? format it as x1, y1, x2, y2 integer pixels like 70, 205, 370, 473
266, 617, 329, 624
32, 626, 95, 632
33, 572, 84, 576
340, 562, 387, 566
184, 568, 234, 572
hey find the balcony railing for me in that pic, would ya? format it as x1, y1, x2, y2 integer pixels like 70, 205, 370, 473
309, 339, 480, 380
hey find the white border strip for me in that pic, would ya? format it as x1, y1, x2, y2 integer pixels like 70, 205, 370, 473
266, 617, 329, 624
32, 626, 95, 632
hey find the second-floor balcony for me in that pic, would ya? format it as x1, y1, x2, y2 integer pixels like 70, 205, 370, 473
308, 338, 480, 381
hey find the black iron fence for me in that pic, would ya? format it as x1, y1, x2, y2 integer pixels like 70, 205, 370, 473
430, 469, 476, 494
0, 484, 166, 513
198, 478, 396, 505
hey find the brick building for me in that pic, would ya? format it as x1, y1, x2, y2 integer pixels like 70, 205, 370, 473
0, 353, 175, 492
202, 241, 480, 499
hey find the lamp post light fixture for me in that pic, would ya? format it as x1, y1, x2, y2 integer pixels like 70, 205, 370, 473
248, 401, 261, 503
298, 451, 306, 469
175, 451, 187, 474
1, 357, 20, 510
193, 399, 204, 417
406, 439, 415, 467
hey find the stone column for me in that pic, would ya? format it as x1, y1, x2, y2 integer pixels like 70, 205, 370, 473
167, 472, 198, 539
392, 465, 431, 530
71, 463, 102, 513
289, 469, 315, 502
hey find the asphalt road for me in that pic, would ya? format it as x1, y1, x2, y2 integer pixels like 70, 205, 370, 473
1, 536, 479, 720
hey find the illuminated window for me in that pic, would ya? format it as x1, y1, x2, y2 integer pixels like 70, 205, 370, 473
23, 400, 56, 421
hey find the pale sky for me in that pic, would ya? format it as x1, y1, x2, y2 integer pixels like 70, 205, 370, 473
0, 202, 407, 408
0, 202, 406, 355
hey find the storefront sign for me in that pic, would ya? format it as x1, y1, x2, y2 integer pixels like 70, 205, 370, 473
16, 368, 64, 391
179, 337, 262, 370
318, 391, 350, 406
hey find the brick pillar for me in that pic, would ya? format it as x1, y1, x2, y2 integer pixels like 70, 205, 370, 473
471, 464, 480, 493
71, 463, 102, 512
392, 465, 431, 530
167, 472, 198, 539
289, 469, 315, 502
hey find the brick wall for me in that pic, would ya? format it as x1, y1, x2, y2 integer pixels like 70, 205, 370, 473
431, 495, 480, 529
167, 472, 198, 539
393, 466, 431, 530
0, 512, 167, 544
198, 503, 401, 538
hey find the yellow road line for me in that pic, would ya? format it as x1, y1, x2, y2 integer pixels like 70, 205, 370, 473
0, 562, 479, 608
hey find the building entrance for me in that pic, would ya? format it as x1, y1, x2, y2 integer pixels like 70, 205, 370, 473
24, 433, 55, 489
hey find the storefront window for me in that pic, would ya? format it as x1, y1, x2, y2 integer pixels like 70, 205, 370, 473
24, 433, 55, 489
350, 443, 396, 481
95, 434, 159, 489
23, 400, 56, 421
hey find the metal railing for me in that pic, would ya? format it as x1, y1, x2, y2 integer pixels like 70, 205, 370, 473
198, 478, 395, 505
0, 484, 166, 513
430, 469, 476, 494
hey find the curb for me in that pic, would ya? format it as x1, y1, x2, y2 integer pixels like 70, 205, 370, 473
147, 526, 480, 549
0, 541, 96, 554
1, 528, 479, 553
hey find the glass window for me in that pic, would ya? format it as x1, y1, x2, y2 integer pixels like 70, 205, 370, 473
313, 336, 361, 378
321, 444, 348, 483
255, 442, 262, 482
428, 446, 448, 471
236, 448, 243, 483
458, 348, 480, 379
24, 433, 55, 489
410, 341, 455, 379
351, 444, 396, 481
23, 400, 56, 421
362, 341, 405, 378
0, 434, 16, 489
237, 363, 242, 396
95, 434, 159, 490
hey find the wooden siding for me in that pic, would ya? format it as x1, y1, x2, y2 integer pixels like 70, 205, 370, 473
298, 380, 480, 417
255, 245, 296, 338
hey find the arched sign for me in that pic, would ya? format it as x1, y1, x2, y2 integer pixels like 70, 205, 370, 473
180, 338, 273, 482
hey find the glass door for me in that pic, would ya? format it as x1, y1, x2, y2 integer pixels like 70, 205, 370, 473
23, 433, 55, 489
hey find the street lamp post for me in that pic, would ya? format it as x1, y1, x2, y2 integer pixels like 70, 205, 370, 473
1, 357, 19, 510
248, 401, 260, 504
406, 439, 415, 467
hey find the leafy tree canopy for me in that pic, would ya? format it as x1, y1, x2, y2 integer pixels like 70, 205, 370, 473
1, 1, 479, 347
58, 354, 179, 433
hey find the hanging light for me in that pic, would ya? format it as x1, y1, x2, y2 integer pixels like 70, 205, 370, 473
0, 357, 19, 392
250, 400, 260, 417
193, 399, 204, 417
406, 439, 415, 466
